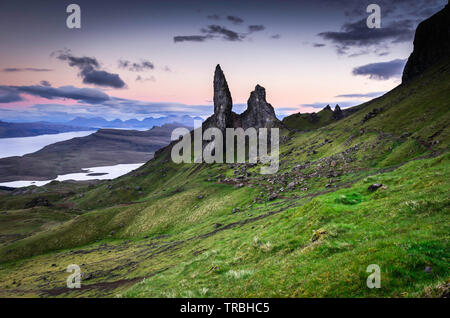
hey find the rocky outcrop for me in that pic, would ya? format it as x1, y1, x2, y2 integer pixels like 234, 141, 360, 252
282, 102, 363, 131
402, 2, 450, 83
333, 105, 343, 120
203, 65, 283, 132
323, 105, 332, 111
241, 85, 282, 129
212, 64, 233, 130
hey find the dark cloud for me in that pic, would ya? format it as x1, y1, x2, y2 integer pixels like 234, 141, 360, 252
201, 25, 243, 41
227, 15, 244, 24
270, 34, 281, 39
313, 43, 326, 47
352, 59, 407, 80
318, 18, 414, 55
3, 85, 110, 104
174, 25, 243, 42
136, 75, 156, 82
174, 18, 272, 43
174, 35, 211, 43
2, 67, 52, 72
40, 80, 51, 87
82, 71, 126, 89
55, 51, 99, 69
248, 25, 266, 32
118, 59, 155, 72
54, 50, 126, 88
335, 91, 386, 98
0, 86, 23, 103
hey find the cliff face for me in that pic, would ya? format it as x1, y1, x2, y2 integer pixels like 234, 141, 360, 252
402, 3, 450, 83
204, 65, 283, 132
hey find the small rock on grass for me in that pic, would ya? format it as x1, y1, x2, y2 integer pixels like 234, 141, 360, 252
368, 183, 383, 192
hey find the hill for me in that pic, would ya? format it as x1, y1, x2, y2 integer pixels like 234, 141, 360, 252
281, 104, 361, 131
0, 4, 448, 298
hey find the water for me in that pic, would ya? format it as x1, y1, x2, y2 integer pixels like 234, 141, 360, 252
0, 131, 96, 159
0, 163, 145, 188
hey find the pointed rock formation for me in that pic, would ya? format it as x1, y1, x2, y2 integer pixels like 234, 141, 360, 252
333, 104, 343, 120
323, 104, 332, 111
213, 65, 233, 130
402, 2, 450, 83
241, 85, 283, 129
203, 65, 283, 131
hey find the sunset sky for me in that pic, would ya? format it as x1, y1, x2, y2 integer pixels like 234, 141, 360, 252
0, 0, 447, 122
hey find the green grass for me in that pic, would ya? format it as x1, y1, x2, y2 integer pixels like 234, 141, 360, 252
282, 106, 336, 131
123, 153, 450, 297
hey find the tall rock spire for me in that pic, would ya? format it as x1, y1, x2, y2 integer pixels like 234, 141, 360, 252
213, 64, 233, 130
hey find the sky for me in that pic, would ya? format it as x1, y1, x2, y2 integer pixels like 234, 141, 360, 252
0, 0, 447, 122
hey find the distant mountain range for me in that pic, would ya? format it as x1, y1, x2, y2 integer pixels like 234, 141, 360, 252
66, 114, 203, 129
0, 115, 202, 138
0, 121, 92, 138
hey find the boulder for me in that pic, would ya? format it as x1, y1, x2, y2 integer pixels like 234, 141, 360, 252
368, 183, 383, 192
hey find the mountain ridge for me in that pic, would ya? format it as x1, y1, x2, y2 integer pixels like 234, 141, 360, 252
0, 120, 93, 138
66, 114, 201, 129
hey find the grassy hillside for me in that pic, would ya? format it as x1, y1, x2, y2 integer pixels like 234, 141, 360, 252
0, 58, 448, 297
282, 106, 336, 131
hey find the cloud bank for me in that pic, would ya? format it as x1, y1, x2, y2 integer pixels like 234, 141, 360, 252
352, 59, 406, 80
2, 67, 52, 72
0, 85, 110, 104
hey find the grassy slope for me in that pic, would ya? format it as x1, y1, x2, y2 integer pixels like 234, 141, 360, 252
0, 59, 448, 297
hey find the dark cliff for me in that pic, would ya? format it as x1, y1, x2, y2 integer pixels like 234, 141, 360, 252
402, 3, 450, 83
